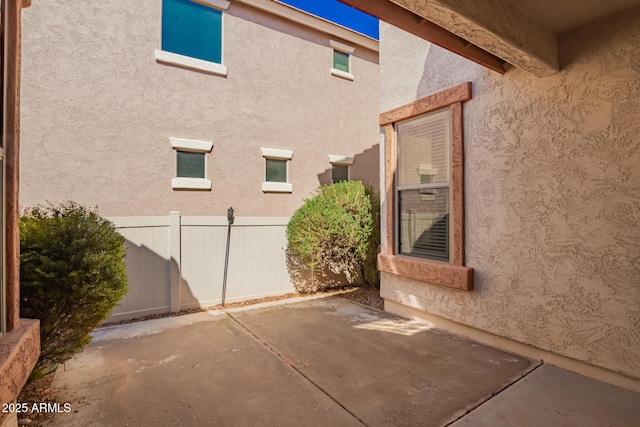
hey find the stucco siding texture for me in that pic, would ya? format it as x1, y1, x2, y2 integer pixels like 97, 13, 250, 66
379, 10, 640, 380
19, 0, 379, 217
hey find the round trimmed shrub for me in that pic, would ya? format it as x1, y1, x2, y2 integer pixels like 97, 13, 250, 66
286, 181, 379, 292
20, 202, 128, 380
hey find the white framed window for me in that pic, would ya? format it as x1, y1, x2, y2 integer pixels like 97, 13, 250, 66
155, 0, 230, 76
261, 148, 293, 193
328, 154, 354, 183
330, 40, 354, 81
170, 137, 213, 190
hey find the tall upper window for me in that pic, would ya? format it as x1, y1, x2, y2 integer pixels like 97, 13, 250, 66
378, 82, 473, 291
396, 109, 451, 261
156, 0, 229, 76
162, 0, 222, 63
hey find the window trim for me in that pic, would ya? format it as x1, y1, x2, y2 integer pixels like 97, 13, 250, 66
170, 137, 213, 190
379, 82, 474, 291
156, 0, 230, 76
328, 154, 353, 183
261, 148, 293, 193
330, 40, 354, 81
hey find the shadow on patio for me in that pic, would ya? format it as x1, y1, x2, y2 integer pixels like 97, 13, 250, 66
47, 295, 640, 426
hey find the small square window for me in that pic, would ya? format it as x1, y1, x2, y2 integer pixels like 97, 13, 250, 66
330, 40, 354, 80
333, 50, 350, 73
170, 137, 212, 190
177, 151, 205, 178
266, 159, 287, 183
332, 164, 349, 183
261, 148, 293, 193
162, 0, 223, 64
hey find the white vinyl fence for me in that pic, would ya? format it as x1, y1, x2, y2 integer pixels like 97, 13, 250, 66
105, 212, 294, 322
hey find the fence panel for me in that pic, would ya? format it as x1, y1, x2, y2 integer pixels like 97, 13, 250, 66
180, 216, 294, 309
104, 215, 294, 322
106, 217, 171, 322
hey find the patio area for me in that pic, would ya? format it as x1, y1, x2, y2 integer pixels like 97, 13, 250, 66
47, 295, 640, 426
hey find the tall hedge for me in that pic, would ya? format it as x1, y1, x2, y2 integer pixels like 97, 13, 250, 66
286, 181, 379, 291
20, 203, 128, 380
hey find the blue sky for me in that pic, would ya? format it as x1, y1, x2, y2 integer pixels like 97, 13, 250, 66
278, 0, 379, 40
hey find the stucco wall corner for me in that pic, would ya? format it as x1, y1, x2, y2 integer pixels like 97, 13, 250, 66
0, 319, 41, 413
380, 9, 640, 381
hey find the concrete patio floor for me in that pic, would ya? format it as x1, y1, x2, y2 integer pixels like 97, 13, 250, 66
47, 295, 640, 426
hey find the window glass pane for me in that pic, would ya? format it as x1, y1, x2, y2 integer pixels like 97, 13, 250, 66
177, 151, 205, 178
399, 188, 449, 262
332, 164, 349, 183
397, 108, 450, 187
162, 0, 222, 64
333, 50, 350, 72
266, 159, 287, 183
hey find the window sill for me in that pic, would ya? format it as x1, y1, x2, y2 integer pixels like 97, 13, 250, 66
330, 68, 354, 81
262, 182, 292, 193
378, 253, 473, 291
155, 50, 227, 77
172, 178, 212, 190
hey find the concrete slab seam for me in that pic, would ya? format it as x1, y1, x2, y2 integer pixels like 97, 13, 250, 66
223, 309, 368, 426
443, 362, 544, 426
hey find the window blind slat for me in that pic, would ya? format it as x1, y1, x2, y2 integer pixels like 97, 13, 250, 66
398, 187, 450, 262
397, 109, 451, 186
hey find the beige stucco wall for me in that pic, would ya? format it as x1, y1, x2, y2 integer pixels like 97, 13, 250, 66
20, 0, 379, 217
379, 10, 640, 380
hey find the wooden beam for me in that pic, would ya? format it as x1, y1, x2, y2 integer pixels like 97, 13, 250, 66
5, 0, 23, 331
339, 0, 506, 74
379, 81, 472, 125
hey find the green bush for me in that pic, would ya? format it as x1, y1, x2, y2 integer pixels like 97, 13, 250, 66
286, 181, 379, 292
363, 187, 380, 287
20, 203, 127, 380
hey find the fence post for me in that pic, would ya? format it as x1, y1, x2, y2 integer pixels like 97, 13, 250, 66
169, 211, 181, 312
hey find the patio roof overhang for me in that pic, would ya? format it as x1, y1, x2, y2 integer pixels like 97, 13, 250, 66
340, 0, 640, 77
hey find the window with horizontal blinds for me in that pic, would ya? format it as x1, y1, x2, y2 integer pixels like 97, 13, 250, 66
396, 108, 451, 262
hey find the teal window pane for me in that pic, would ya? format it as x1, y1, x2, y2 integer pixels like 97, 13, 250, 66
332, 165, 349, 183
162, 0, 222, 64
266, 159, 287, 183
333, 50, 350, 72
177, 151, 205, 178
